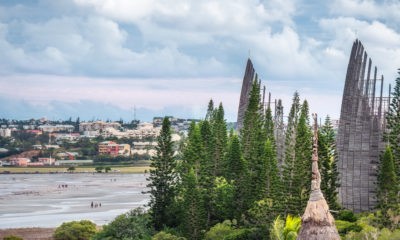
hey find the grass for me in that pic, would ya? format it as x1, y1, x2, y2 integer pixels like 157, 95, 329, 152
0, 166, 151, 174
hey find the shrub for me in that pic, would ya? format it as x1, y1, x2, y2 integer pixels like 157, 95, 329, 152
53, 220, 97, 240
3, 236, 23, 240
152, 231, 186, 240
335, 220, 362, 235
93, 207, 154, 240
336, 210, 357, 222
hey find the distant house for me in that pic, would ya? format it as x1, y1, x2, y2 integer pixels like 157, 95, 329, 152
38, 157, 55, 165
10, 158, 30, 167
98, 141, 120, 156
38, 124, 74, 133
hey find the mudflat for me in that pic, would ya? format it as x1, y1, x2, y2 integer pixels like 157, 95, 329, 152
0, 173, 149, 229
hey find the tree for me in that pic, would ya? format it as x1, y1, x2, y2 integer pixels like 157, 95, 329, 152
54, 220, 97, 240
67, 166, 76, 173
291, 100, 312, 213
181, 168, 205, 240
240, 79, 267, 206
95, 166, 104, 173
318, 116, 340, 210
146, 117, 177, 230
226, 133, 249, 220
210, 103, 228, 177
93, 208, 153, 240
105, 166, 111, 173
377, 146, 399, 215
385, 69, 400, 177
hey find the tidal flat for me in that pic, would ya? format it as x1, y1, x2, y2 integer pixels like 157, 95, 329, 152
0, 173, 149, 228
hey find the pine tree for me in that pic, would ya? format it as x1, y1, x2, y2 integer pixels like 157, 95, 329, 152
182, 168, 205, 240
377, 145, 399, 211
240, 78, 267, 205
146, 117, 177, 230
226, 133, 249, 219
264, 139, 283, 213
199, 120, 215, 227
385, 70, 400, 177
205, 99, 215, 121
211, 103, 228, 177
182, 122, 205, 174
264, 107, 283, 212
292, 100, 312, 213
318, 116, 340, 210
282, 92, 301, 214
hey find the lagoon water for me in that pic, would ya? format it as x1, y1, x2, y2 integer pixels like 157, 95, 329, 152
0, 173, 149, 228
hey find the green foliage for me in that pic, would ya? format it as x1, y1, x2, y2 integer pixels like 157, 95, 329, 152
385, 69, 400, 177
94, 166, 104, 173
336, 209, 358, 222
180, 168, 205, 240
53, 220, 97, 240
93, 208, 153, 240
269, 215, 301, 240
152, 231, 186, 240
282, 96, 312, 215
104, 166, 111, 172
3, 236, 23, 240
240, 79, 268, 210
377, 146, 399, 213
146, 117, 178, 230
204, 220, 250, 240
67, 166, 75, 172
378, 228, 400, 240
318, 116, 340, 210
212, 177, 234, 221
335, 220, 362, 235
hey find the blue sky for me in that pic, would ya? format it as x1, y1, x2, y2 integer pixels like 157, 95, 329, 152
0, 0, 399, 122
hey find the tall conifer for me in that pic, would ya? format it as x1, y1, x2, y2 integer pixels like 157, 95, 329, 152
318, 116, 340, 210
377, 146, 399, 211
146, 117, 177, 230
385, 70, 400, 176
240, 79, 267, 205
282, 92, 301, 214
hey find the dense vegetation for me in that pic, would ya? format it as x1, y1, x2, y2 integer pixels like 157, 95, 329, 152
51, 70, 400, 239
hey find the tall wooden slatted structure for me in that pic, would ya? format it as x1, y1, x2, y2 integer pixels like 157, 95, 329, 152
336, 39, 389, 212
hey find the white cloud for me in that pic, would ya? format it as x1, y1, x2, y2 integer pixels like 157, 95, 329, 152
330, 0, 400, 22
319, 17, 400, 82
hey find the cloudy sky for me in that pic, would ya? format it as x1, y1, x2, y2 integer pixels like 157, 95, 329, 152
0, 0, 399, 122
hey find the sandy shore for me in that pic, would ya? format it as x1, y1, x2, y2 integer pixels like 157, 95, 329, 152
0, 228, 55, 240
0, 173, 149, 229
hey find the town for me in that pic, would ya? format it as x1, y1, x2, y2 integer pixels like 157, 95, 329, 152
0, 117, 199, 167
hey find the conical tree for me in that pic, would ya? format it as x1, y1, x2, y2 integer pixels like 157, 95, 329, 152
211, 103, 228, 177
385, 69, 400, 177
240, 78, 267, 205
297, 113, 340, 240
292, 100, 312, 213
182, 168, 205, 240
226, 133, 249, 220
146, 117, 177, 230
318, 116, 340, 210
377, 145, 399, 213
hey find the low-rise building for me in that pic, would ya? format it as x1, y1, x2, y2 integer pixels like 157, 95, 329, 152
38, 124, 74, 132
38, 157, 55, 165
79, 121, 121, 132
0, 128, 12, 137
10, 158, 30, 167
98, 141, 120, 156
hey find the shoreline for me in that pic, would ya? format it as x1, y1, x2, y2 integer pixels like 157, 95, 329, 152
0, 166, 151, 174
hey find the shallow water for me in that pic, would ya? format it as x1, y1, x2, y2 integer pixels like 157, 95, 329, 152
0, 173, 149, 228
